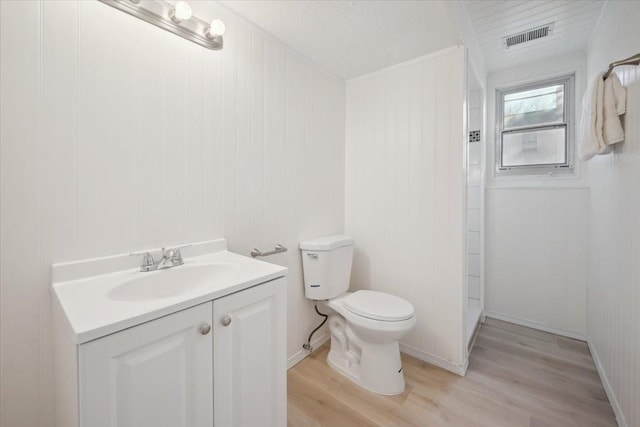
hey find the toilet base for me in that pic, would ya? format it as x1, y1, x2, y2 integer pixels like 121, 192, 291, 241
326, 316, 406, 395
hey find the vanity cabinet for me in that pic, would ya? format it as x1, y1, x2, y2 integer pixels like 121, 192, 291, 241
79, 302, 214, 427
60, 277, 287, 427
213, 278, 287, 427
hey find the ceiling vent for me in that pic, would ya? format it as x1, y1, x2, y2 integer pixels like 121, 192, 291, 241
502, 23, 555, 49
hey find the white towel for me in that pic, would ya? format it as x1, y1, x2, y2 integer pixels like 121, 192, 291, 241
603, 72, 626, 145
580, 72, 608, 160
580, 71, 627, 161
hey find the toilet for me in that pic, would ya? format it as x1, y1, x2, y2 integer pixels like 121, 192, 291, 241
299, 235, 416, 395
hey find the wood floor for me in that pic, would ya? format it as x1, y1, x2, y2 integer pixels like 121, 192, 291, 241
287, 318, 617, 427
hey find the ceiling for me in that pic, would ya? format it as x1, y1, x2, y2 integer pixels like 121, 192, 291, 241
464, 0, 606, 72
220, 0, 606, 79
220, 0, 460, 80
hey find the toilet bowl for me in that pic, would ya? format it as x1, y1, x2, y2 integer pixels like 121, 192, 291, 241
324, 291, 415, 394
299, 235, 416, 395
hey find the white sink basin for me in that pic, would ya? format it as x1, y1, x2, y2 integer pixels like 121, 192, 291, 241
108, 263, 239, 301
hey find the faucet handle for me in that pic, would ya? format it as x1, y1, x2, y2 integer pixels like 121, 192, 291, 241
172, 248, 185, 265
169, 244, 191, 260
141, 253, 155, 270
130, 251, 156, 272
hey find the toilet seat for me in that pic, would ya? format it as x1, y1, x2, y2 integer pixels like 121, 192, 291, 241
343, 290, 414, 322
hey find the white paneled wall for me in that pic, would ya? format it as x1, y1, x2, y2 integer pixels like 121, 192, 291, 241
484, 52, 589, 340
345, 47, 467, 374
0, 2, 344, 426
586, 2, 640, 426
485, 188, 588, 338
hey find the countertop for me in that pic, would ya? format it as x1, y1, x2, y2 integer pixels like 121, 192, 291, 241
52, 246, 288, 344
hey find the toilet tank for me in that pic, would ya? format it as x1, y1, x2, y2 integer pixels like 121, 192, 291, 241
299, 235, 355, 300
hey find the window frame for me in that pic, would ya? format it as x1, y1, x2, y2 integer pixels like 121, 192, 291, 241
495, 74, 575, 177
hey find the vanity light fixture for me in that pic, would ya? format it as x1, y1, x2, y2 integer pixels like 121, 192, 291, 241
170, 1, 192, 24
98, 0, 224, 50
206, 18, 225, 43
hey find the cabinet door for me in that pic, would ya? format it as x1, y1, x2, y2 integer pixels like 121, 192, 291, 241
79, 302, 213, 427
214, 278, 287, 427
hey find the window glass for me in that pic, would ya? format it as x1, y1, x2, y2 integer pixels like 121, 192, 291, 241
496, 74, 574, 176
503, 84, 564, 129
502, 127, 566, 167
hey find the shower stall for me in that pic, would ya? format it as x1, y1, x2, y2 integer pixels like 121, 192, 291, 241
465, 60, 485, 350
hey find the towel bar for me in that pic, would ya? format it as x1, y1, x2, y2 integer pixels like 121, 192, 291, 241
603, 53, 640, 80
251, 244, 288, 258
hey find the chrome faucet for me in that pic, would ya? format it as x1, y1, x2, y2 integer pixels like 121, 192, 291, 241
131, 245, 190, 272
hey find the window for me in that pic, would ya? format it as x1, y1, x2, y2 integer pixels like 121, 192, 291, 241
496, 74, 574, 176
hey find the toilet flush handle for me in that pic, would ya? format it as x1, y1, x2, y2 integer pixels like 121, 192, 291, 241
307, 253, 318, 260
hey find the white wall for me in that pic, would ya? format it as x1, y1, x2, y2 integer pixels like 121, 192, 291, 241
585, 2, 640, 426
0, 2, 345, 426
484, 52, 589, 339
485, 188, 588, 338
345, 47, 467, 374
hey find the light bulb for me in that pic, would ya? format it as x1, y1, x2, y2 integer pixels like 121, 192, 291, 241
207, 19, 226, 37
171, 1, 192, 23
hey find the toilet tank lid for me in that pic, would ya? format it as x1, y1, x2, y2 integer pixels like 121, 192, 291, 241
299, 235, 355, 251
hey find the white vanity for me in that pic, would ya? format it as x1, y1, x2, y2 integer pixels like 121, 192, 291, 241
52, 239, 287, 427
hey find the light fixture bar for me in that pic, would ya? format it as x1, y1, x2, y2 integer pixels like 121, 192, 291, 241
98, 0, 223, 50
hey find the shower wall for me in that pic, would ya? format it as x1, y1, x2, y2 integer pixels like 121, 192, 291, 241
467, 86, 483, 311
466, 80, 484, 345
345, 46, 467, 375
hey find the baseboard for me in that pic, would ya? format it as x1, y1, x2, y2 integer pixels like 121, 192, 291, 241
461, 355, 469, 376
588, 340, 628, 427
468, 318, 482, 353
484, 312, 586, 341
287, 333, 330, 370
399, 343, 467, 377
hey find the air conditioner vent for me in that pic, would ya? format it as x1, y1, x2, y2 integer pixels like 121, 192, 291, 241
502, 23, 554, 49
